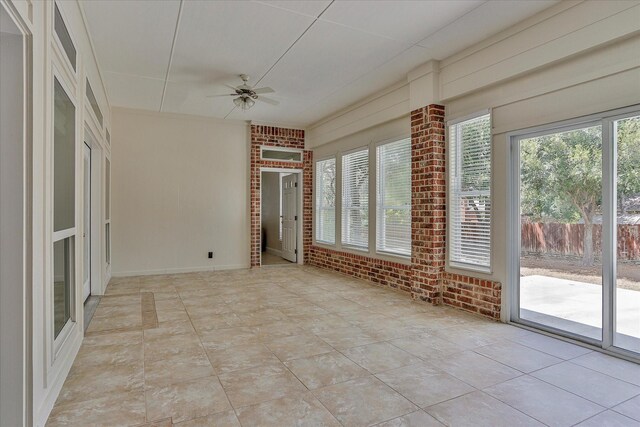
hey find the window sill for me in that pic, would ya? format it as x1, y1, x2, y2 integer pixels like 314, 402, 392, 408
446, 261, 493, 277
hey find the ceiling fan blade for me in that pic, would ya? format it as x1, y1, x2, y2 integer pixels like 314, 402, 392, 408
206, 94, 236, 98
223, 83, 239, 91
257, 96, 279, 106
252, 87, 275, 95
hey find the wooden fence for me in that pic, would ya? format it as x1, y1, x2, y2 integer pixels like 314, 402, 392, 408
521, 223, 640, 261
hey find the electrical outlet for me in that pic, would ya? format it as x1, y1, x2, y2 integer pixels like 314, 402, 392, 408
208, 251, 213, 259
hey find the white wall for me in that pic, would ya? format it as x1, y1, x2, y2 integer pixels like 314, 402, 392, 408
261, 172, 281, 253
111, 108, 250, 275
0, 24, 25, 427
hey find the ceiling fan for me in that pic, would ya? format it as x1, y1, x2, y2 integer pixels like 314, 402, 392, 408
207, 74, 279, 111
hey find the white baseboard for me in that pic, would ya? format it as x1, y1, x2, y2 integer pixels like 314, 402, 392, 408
265, 247, 282, 257
110, 264, 250, 277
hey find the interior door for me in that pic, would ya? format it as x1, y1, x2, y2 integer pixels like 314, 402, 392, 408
82, 143, 91, 301
281, 173, 298, 263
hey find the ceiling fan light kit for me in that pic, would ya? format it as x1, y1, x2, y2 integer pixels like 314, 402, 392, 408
207, 74, 278, 111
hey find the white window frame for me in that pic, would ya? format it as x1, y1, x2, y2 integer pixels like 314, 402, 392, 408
314, 156, 337, 245
341, 146, 370, 251
375, 137, 411, 258
447, 110, 493, 274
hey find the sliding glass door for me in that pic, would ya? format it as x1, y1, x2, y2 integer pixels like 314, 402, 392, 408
512, 107, 640, 358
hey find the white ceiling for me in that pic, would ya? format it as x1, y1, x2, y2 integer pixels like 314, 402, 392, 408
83, 0, 557, 127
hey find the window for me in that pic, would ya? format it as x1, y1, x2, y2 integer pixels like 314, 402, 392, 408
54, 4, 76, 71
376, 138, 411, 256
448, 113, 491, 270
53, 77, 76, 339
261, 147, 302, 162
342, 149, 369, 248
86, 79, 103, 127
316, 158, 336, 244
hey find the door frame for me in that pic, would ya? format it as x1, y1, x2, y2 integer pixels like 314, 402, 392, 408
506, 104, 640, 362
260, 167, 304, 266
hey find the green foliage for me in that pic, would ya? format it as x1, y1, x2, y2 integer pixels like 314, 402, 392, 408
617, 116, 640, 211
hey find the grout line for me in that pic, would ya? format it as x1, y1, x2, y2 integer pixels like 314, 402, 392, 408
159, 0, 185, 112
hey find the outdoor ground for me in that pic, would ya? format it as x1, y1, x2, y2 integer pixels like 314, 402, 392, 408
521, 256, 640, 291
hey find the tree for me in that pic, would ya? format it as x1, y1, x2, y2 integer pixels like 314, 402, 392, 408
521, 126, 602, 266
520, 116, 640, 267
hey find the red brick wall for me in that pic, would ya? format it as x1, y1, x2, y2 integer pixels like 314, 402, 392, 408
250, 125, 312, 267
442, 273, 501, 320
306, 105, 503, 320
410, 105, 447, 304
309, 246, 412, 293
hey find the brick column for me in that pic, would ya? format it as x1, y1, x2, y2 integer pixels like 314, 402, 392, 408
410, 104, 446, 303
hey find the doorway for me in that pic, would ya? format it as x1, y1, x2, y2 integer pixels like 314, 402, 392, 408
510, 107, 640, 360
260, 170, 300, 266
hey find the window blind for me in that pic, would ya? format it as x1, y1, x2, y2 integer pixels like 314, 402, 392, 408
342, 149, 369, 248
449, 113, 492, 269
315, 158, 336, 244
376, 138, 411, 256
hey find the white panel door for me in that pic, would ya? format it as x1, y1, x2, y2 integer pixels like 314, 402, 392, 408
82, 143, 91, 301
281, 174, 298, 263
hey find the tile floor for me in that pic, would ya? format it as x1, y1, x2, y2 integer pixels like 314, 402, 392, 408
47, 266, 640, 427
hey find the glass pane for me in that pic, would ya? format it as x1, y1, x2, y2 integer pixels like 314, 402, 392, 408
86, 79, 103, 127
54, 237, 73, 338
54, 78, 75, 232
519, 125, 603, 341
342, 149, 369, 248
54, 4, 76, 71
105, 158, 110, 220
316, 158, 336, 244
377, 139, 411, 255
262, 149, 302, 162
614, 115, 640, 353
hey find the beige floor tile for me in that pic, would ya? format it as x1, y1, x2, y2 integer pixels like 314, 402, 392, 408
265, 333, 334, 361
73, 342, 143, 369
218, 363, 306, 408
509, 333, 593, 360
575, 410, 640, 427
315, 325, 378, 350
46, 390, 146, 427
313, 376, 417, 427
425, 391, 544, 427
206, 343, 281, 374
430, 350, 522, 389
190, 313, 246, 333
531, 361, 640, 407
374, 410, 444, 427
199, 326, 260, 351
56, 360, 143, 406
156, 308, 191, 323
144, 333, 205, 363
343, 342, 421, 373
484, 375, 604, 426
143, 320, 196, 341
614, 395, 640, 421
572, 352, 640, 386
132, 418, 172, 427
475, 340, 562, 373
236, 392, 341, 427
86, 312, 142, 333
250, 320, 306, 339
145, 376, 231, 424
376, 362, 476, 407
173, 410, 241, 427
284, 351, 369, 389
389, 333, 466, 359
144, 352, 214, 388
